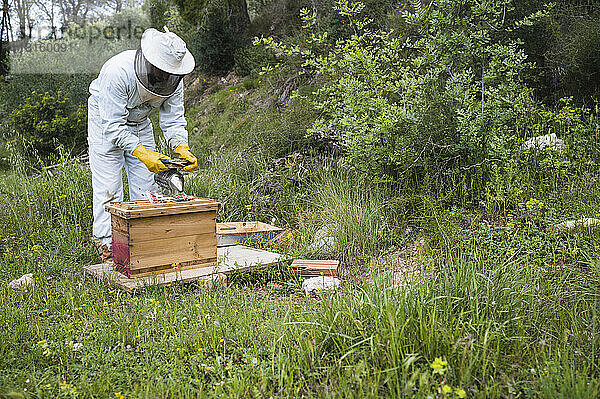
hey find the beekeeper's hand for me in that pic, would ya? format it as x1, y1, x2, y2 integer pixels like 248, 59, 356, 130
132, 144, 170, 173
174, 142, 198, 172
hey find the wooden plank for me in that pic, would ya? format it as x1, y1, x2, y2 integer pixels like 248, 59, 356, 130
216, 221, 282, 236
129, 232, 217, 270
106, 198, 221, 219
118, 198, 215, 210
129, 212, 216, 243
291, 259, 339, 265
216, 221, 283, 247
83, 262, 224, 292
290, 259, 339, 277
130, 257, 217, 277
109, 204, 220, 220
216, 245, 283, 272
83, 245, 286, 292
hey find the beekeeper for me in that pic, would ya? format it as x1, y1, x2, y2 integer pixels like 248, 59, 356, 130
88, 27, 198, 257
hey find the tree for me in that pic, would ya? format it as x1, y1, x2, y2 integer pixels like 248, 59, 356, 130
12, 0, 33, 39
34, 0, 59, 38
110, 0, 122, 13
0, 0, 12, 76
59, 0, 99, 26
103, 0, 143, 14
173, 0, 249, 35
259, 0, 537, 187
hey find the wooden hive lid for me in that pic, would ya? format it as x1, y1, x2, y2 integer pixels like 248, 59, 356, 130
216, 221, 283, 236
105, 198, 221, 219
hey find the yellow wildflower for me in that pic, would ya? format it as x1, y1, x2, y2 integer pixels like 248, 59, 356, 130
455, 388, 466, 398
430, 357, 448, 375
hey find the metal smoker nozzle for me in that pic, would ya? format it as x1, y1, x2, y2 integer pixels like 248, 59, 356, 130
154, 158, 191, 195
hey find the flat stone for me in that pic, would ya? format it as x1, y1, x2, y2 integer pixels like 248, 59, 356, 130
9, 273, 33, 290
302, 276, 341, 294
553, 218, 600, 232
309, 226, 335, 252
523, 133, 566, 152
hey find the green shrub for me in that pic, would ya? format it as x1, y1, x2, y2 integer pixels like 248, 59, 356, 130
172, 0, 250, 74
547, 15, 600, 103
6, 91, 87, 161
0, 74, 92, 116
108, 6, 151, 29
0, 44, 8, 77
508, 1, 600, 104
193, 5, 240, 74
234, 44, 277, 77
259, 0, 537, 191
316, 0, 396, 41
246, 0, 309, 37
146, 0, 177, 30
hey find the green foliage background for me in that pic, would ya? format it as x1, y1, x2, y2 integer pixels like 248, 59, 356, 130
260, 1, 538, 189
6, 91, 87, 160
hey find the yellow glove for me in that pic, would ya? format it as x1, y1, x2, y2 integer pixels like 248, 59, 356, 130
174, 142, 198, 172
132, 144, 170, 173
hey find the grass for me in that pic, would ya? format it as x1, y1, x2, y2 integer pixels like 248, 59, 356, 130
0, 82, 599, 397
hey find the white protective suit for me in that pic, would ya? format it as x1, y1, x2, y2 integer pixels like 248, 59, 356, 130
88, 49, 188, 247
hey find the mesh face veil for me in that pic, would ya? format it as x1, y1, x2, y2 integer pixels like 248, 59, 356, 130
134, 47, 183, 97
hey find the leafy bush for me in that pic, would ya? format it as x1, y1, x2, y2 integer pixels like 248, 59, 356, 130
0, 74, 92, 117
233, 44, 277, 77
146, 0, 177, 30
6, 91, 87, 161
193, 4, 240, 74
145, 0, 193, 48
246, 0, 309, 37
171, 0, 250, 74
316, 0, 396, 41
0, 45, 8, 77
259, 0, 540, 190
547, 15, 600, 103
108, 6, 150, 29
508, 1, 600, 104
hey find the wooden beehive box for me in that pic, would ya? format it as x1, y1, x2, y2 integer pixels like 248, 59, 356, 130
105, 198, 220, 278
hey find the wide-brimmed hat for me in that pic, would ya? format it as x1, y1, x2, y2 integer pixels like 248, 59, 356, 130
140, 27, 195, 75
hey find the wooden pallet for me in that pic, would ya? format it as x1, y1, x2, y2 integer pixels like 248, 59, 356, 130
83, 245, 284, 292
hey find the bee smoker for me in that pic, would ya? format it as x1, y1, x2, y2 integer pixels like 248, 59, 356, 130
154, 158, 190, 195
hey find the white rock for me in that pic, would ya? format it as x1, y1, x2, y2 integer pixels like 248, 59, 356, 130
302, 276, 341, 294
523, 133, 566, 152
554, 218, 600, 232
9, 273, 33, 290
309, 227, 335, 252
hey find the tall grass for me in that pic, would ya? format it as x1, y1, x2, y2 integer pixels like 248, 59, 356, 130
1, 85, 600, 397
1, 149, 598, 397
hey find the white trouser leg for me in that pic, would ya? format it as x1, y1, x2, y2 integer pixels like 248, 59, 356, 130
124, 123, 160, 200
88, 116, 161, 246
89, 142, 124, 247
